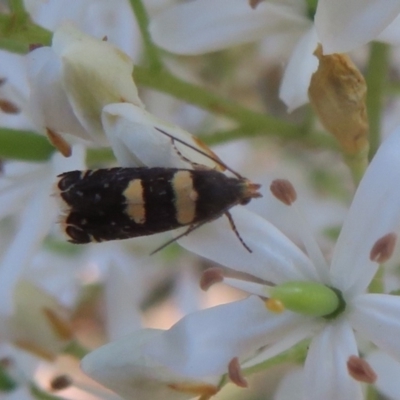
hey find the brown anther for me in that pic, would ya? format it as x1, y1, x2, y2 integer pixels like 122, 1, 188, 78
43, 307, 74, 341
50, 374, 72, 391
0, 78, 6, 86
46, 128, 72, 157
200, 268, 224, 291
102, 36, 108, 41
0, 99, 20, 114
168, 382, 219, 396
270, 179, 297, 205
228, 357, 248, 388
249, 0, 264, 8
347, 355, 377, 384
29, 43, 44, 52
370, 233, 397, 263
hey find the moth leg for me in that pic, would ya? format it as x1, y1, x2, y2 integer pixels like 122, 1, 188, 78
224, 211, 252, 253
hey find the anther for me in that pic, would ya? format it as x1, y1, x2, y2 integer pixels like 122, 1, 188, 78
270, 179, 297, 205
347, 355, 377, 384
0, 99, 20, 114
200, 268, 224, 291
370, 233, 397, 263
249, 0, 264, 9
265, 298, 285, 313
50, 374, 72, 391
228, 357, 248, 388
46, 128, 72, 157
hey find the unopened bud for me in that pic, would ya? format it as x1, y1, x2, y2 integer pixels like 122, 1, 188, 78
309, 46, 369, 177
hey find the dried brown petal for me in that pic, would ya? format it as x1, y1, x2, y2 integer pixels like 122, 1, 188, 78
309, 46, 369, 158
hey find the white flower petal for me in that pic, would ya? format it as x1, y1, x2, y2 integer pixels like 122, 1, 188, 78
27, 46, 90, 140
104, 257, 143, 341
304, 319, 362, 400
81, 328, 219, 400
377, 13, 400, 45
179, 207, 318, 284
55, 24, 142, 140
145, 296, 305, 377
149, 0, 309, 54
0, 180, 57, 315
367, 350, 400, 400
349, 294, 400, 361
330, 126, 400, 294
279, 27, 318, 112
102, 103, 222, 169
315, 0, 400, 54
241, 319, 319, 369
273, 367, 304, 400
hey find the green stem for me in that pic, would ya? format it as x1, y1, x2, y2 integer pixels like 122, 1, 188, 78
366, 42, 389, 160
218, 340, 308, 389
128, 0, 163, 71
0, 129, 54, 161
368, 265, 384, 294
0, 364, 17, 391
0, 14, 51, 53
8, 0, 26, 14
134, 66, 336, 148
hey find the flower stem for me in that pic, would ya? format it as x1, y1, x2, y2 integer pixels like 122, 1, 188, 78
8, 0, 26, 14
134, 66, 336, 148
0, 128, 54, 161
128, 0, 163, 71
366, 42, 389, 160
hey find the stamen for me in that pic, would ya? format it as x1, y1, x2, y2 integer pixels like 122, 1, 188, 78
0, 78, 6, 86
42, 307, 74, 341
168, 382, 219, 396
228, 357, 248, 388
347, 355, 377, 384
50, 374, 72, 391
200, 268, 224, 291
370, 233, 397, 263
0, 99, 20, 114
249, 0, 264, 9
270, 179, 297, 206
265, 298, 285, 313
271, 179, 329, 280
46, 128, 72, 157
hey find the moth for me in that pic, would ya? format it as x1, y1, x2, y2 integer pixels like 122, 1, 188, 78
55, 129, 262, 252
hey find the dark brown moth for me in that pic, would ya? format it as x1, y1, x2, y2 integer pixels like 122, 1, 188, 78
55, 129, 262, 252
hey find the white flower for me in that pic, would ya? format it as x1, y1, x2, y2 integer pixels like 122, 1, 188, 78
28, 24, 222, 168
149, 0, 400, 111
0, 146, 86, 315
82, 126, 400, 400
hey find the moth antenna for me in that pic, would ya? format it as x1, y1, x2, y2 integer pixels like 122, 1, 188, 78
224, 211, 252, 253
155, 127, 244, 179
170, 137, 204, 169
